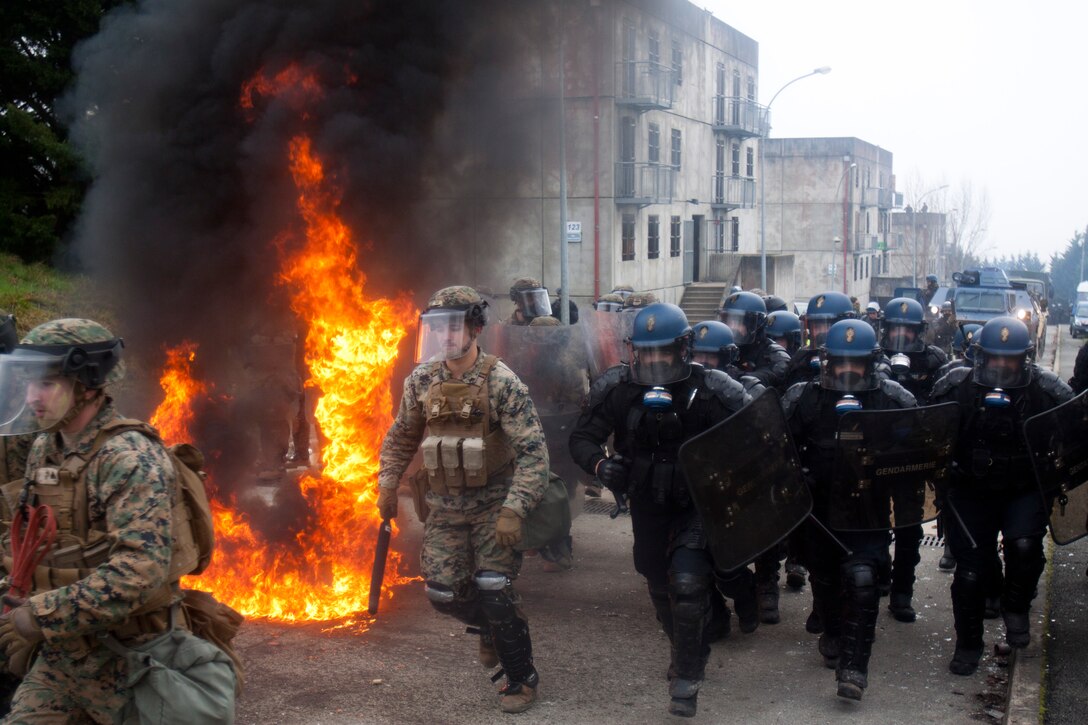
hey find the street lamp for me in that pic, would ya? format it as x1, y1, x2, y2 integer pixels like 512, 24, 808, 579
759, 66, 831, 291
910, 184, 949, 286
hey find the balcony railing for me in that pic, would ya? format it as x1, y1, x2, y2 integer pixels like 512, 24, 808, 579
615, 162, 675, 205
616, 60, 675, 110
711, 96, 767, 138
710, 174, 756, 209
862, 186, 896, 209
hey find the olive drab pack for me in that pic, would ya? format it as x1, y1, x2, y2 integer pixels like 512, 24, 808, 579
419, 354, 515, 494
0, 419, 215, 613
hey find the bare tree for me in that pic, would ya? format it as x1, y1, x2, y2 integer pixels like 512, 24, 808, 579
944, 179, 991, 274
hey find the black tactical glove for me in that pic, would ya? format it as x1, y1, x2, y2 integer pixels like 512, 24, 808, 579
595, 455, 630, 495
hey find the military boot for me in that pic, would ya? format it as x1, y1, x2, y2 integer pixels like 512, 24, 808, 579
949, 571, 985, 676
499, 669, 539, 714
668, 678, 700, 718
785, 560, 808, 590
938, 542, 956, 571
756, 580, 780, 624
1003, 610, 1031, 649
836, 667, 867, 701
818, 633, 841, 669
467, 626, 499, 668
888, 590, 916, 623
837, 563, 878, 701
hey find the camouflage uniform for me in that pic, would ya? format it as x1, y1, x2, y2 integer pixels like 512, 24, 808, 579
378, 286, 549, 711
0, 319, 179, 723
622, 291, 658, 309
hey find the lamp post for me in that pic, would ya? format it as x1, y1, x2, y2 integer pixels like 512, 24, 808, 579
910, 184, 948, 287
759, 66, 831, 292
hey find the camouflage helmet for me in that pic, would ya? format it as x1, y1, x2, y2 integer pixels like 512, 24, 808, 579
623, 291, 658, 309
425, 286, 488, 327
598, 293, 624, 305
509, 277, 544, 300
19, 318, 126, 388
528, 315, 561, 327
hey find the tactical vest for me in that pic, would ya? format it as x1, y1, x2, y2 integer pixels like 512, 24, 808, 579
954, 384, 1039, 492
420, 355, 515, 494
1, 420, 205, 623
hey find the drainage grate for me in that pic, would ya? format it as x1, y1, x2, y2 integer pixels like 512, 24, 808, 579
583, 498, 629, 517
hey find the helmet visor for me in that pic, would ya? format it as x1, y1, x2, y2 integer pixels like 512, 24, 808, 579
881, 323, 925, 353
594, 301, 623, 312
514, 289, 551, 319
974, 351, 1031, 388
0, 350, 71, 435
629, 341, 690, 385
819, 354, 876, 392
721, 311, 758, 345
414, 309, 474, 363
805, 318, 833, 348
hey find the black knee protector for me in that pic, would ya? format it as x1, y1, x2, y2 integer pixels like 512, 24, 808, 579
669, 571, 711, 623
475, 571, 518, 624
648, 584, 673, 638
424, 581, 482, 625
841, 562, 877, 607
474, 571, 534, 682
1002, 536, 1045, 613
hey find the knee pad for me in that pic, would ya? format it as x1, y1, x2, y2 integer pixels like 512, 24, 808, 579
951, 568, 983, 597
424, 581, 480, 624
474, 570, 510, 592
842, 562, 877, 606
670, 572, 710, 621
1003, 537, 1043, 571
476, 573, 518, 625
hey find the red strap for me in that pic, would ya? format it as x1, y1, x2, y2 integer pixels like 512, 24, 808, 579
6, 504, 58, 610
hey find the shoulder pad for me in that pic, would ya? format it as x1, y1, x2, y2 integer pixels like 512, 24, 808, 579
586, 364, 628, 410
702, 368, 751, 412
738, 375, 766, 397
781, 381, 811, 416
1033, 366, 1075, 404
926, 346, 949, 367
878, 378, 918, 408
930, 365, 971, 399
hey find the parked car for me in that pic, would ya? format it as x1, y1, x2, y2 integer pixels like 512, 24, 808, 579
1071, 301, 1088, 338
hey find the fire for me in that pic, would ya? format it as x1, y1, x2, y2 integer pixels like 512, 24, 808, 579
150, 64, 419, 625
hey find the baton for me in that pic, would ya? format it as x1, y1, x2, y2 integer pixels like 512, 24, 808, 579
368, 518, 392, 615
941, 496, 978, 550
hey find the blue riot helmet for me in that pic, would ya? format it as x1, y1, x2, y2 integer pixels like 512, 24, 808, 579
925, 274, 939, 288
691, 320, 738, 371
880, 297, 928, 354
765, 311, 802, 355
802, 291, 856, 348
972, 316, 1033, 388
952, 323, 983, 362
627, 303, 693, 385
819, 320, 881, 392
718, 291, 767, 346
763, 294, 789, 313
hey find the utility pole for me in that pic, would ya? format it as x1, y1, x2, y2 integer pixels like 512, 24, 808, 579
557, 1, 569, 324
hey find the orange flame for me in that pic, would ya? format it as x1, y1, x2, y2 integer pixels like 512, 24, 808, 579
149, 64, 419, 625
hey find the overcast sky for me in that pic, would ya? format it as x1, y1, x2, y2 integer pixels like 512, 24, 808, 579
704, 0, 1088, 265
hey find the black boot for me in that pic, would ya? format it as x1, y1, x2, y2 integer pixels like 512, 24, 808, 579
949, 570, 985, 676
717, 570, 759, 634
786, 560, 808, 590
756, 580, 781, 625
837, 562, 878, 701
939, 542, 956, 571
705, 591, 731, 642
889, 525, 921, 619
888, 590, 916, 623
668, 678, 700, 717
667, 573, 710, 717
1003, 611, 1031, 649
1002, 536, 1045, 650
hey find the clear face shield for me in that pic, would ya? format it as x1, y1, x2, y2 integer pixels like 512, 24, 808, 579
974, 350, 1031, 389
882, 322, 924, 353
0, 350, 74, 435
513, 288, 551, 321
692, 345, 736, 372
594, 301, 623, 312
805, 318, 833, 348
819, 354, 876, 392
721, 311, 758, 345
414, 309, 475, 363
628, 340, 691, 386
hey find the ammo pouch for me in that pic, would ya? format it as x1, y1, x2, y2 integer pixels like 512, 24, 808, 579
408, 468, 431, 523
516, 472, 572, 551
100, 605, 237, 725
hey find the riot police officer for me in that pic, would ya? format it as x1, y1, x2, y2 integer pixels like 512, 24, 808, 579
692, 321, 762, 395
762, 294, 789, 314
718, 291, 790, 389
930, 316, 1074, 676
878, 297, 949, 622
934, 323, 983, 383
508, 278, 552, 326
785, 291, 857, 387
783, 320, 917, 701
765, 311, 803, 357
569, 303, 754, 717
928, 301, 957, 353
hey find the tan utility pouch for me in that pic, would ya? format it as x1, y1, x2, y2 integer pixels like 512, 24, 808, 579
421, 436, 445, 494
439, 436, 465, 488
461, 437, 487, 487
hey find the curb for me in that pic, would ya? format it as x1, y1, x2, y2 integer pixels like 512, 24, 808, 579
1003, 324, 1061, 725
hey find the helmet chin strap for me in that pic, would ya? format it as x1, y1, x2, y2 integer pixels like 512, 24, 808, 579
47, 383, 101, 433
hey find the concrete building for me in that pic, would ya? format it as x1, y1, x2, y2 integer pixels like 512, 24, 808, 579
759, 137, 900, 308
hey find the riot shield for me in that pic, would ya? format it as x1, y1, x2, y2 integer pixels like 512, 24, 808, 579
1024, 389, 1088, 545
581, 309, 637, 380
678, 389, 811, 571
478, 324, 590, 499
828, 403, 959, 531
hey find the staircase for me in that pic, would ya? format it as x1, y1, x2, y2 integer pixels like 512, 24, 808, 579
679, 283, 728, 324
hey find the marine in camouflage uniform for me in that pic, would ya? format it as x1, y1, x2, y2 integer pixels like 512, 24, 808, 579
377, 286, 549, 714
0, 319, 182, 723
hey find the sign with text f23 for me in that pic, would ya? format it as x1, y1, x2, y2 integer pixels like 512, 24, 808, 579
566, 221, 582, 243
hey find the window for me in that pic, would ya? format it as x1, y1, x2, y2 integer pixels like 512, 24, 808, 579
648, 123, 660, 163
746, 146, 754, 177
713, 217, 725, 253
622, 214, 635, 261
730, 217, 740, 252
670, 216, 681, 257
671, 129, 682, 169
731, 142, 740, 176
672, 42, 683, 85
715, 138, 725, 174
648, 29, 660, 65
853, 256, 858, 281
648, 215, 660, 259
747, 75, 756, 102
